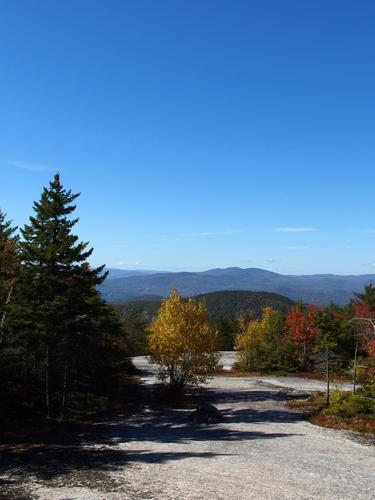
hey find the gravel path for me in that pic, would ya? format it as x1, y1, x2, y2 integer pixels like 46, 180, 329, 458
218, 351, 354, 392
1, 353, 374, 499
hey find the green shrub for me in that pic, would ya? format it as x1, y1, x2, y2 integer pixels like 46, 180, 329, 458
361, 381, 375, 399
326, 390, 374, 418
67, 392, 109, 416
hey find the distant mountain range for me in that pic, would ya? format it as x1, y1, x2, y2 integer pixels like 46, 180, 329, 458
100, 267, 375, 305
106, 268, 163, 280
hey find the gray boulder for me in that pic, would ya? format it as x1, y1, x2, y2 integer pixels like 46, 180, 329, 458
190, 401, 222, 424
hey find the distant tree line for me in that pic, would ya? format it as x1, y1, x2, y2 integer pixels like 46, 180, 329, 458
0, 174, 131, 421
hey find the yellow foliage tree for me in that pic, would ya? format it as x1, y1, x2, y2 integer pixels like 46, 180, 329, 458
235, 307, 286, 370
147, 289, 219, 388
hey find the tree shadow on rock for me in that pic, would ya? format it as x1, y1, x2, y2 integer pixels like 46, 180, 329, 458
0, 446, 227, 483
206, 388, 298, 405
98, 407, 299, 446
220, 407, 302, 425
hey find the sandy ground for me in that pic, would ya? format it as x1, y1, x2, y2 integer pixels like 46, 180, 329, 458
1, 353, 374, 499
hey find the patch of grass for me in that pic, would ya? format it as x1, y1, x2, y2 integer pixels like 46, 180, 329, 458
209, 367, 259, 377
212, 362, 281, 377
351, 418, 375, 433
290, 390, 375, 436
311, 414, 375, 434
286, 392, 326, 416
287, 399, 311, 408
292, 372, 351, 383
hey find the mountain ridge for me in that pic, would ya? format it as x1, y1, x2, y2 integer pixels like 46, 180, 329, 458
100, 267, 375, 305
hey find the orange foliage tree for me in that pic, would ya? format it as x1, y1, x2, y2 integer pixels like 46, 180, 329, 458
286, 303, 320, 369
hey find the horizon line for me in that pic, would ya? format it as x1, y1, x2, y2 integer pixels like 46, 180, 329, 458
104, 265, 375, 277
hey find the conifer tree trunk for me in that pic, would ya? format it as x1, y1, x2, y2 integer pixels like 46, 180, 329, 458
353, 338, 359, 395
302, 341, 306, 369
60, 364, 68, 420
0, 283, 13, 344
326, 349, 330, 407
45, 346, 51, 419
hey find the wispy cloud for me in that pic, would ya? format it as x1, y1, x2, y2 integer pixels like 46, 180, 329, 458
180, 230, 244, 237
275, 227, 317, 233
112, 260, 141, 266
240, 259, 253, 263
9, 160, 55, 172
349, 229, 375, 234
286, 245, 310, 250
266, 258, 281, 263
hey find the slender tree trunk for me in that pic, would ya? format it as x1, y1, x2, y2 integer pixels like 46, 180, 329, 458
169, 362, 175, 386
326, 349, 330, 407
45, 346, 51, 419
300, 342, 307, 370
60, 364, 68, 421
353, 338, 359, 395
0, 284, 13, 344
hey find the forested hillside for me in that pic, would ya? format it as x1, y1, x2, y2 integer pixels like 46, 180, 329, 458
114, 290, 293, 321
194, 290, 294, 317
114, 290, 294, 352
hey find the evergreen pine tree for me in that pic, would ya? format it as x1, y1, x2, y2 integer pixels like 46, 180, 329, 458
14, 174, 127, 418
0, 210, 17, 240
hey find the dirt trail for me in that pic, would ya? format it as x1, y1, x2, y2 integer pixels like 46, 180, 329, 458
1, 354, 374, 499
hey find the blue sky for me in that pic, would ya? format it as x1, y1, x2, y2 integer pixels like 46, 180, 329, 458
1, 0, 375, 274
